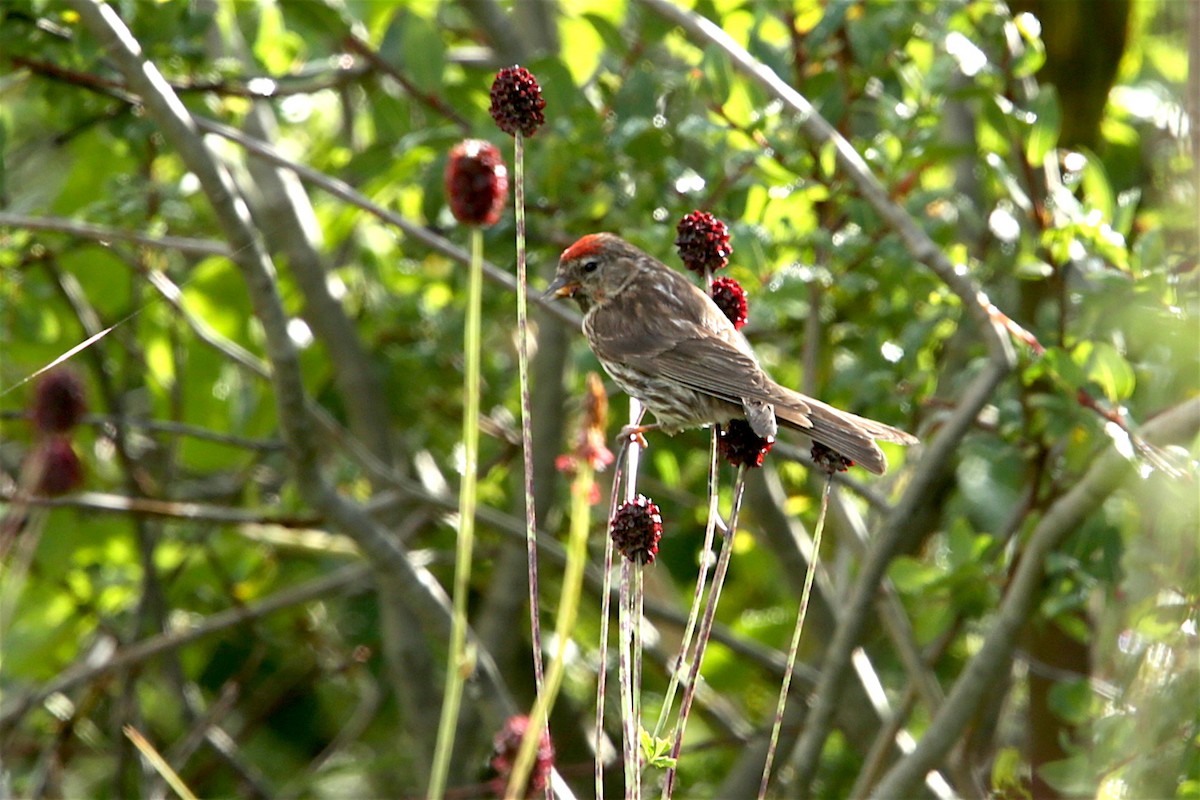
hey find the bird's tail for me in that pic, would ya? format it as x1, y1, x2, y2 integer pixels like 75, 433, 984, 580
774, 392, 917, 475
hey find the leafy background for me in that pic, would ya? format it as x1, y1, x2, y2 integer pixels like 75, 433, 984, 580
1, 0, 1196, 798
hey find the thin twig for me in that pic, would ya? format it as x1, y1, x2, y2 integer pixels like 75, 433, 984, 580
0, 490, 321, 529
124, 725, 199, 800
0, 211, 232, 257
758, 478, 831, 798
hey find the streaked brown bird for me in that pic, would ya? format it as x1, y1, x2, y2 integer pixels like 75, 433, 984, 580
545, 233, 918, 474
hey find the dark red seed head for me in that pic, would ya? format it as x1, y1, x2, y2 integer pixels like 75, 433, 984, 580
445, 139, 509, 226
718, 419, 774, 468
489, 66, 546, 138
610, 495, 664, 565
710, 277, 749, 330
487, 715, 554, 798
811, 442, 854, 474
33, 436, 84, 496
675, 211, 732, 274
32, 368, 87, 434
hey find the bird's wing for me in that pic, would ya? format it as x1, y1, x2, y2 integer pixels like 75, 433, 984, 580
585, 265, 791, 403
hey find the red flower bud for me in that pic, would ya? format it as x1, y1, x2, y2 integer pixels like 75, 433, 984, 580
32, 436, 84, 496
487, 715, 554, 798
610, 495, 664, 565
811, 441, 854, 473
489, 66, 546, 138
445, 140, 509, 226
32, 368, 87, 434
718, 419, 774, 468
711, 277, 749, 330
675, 210, 732, 274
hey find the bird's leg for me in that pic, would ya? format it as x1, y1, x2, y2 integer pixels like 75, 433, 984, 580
616, 422, 657, 449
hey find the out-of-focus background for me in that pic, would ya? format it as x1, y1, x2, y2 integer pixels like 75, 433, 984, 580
1, 1, 1196, 797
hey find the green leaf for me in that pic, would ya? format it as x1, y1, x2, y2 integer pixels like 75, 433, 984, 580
1073, 341, 1136, 402
1047, 678, 1092, 725
702, 44, 734, 104
1081, 153, 1116, 221
1038, 754, 1097, 797
1025, 86, 1060, 167
640, 728, 677, 769
253, 3, 296, 74
1012, 12, 1046, 78
381, 10, 443, 94
990, 746, 1029, 798
890, 556, 941, 593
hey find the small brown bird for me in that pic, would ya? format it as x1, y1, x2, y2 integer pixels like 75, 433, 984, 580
545, 233, 918, 474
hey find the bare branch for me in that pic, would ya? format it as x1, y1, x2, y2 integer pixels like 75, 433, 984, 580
0, 211, 231, 257
870, 396, 1200, 799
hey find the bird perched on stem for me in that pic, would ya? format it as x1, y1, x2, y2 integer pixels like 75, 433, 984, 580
545, 233, 917, 475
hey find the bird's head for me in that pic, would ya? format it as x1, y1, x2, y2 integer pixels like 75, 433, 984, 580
544, 233, 643, 313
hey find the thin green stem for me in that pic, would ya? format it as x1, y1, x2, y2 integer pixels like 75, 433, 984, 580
596, 522, 617, 800
596, 436, 632, 800
513, 133, 545, 691
758, 477, 833, 798
632, 563, 645, 799
663, 465, 748, 798
506, 462, 594, 797
619, 559, 637, 796
596, 424, 639, 799
652, 430, 720, 740
428, 226, 484, 800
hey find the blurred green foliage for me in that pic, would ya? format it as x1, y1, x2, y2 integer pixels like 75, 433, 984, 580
0, 0, 1195, 797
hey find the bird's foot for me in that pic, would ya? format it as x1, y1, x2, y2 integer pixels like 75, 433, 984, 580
617, 423, 655, 449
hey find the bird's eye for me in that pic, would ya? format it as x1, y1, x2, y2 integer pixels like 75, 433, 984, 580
582, 260, 599, 274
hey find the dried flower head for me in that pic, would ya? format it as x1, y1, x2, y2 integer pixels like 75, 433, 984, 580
675, 210, 732, 274
487, 715, 554, 798
579, 372, 614, 469
32, 368, 87, 434
555, 373, 614, 504
718, 418, 775, 468
489, 66, 546, 138
610, 495, 664, 565
32, 436, 84, 496
445, 139, 509, 226
710, 277, 749, 330
811, 441, 854, 474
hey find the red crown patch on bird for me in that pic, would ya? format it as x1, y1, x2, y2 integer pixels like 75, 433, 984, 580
561, 233, 616, 262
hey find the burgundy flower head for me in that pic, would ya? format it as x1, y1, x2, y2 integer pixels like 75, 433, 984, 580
33, 436, 84, 496
718, 418, 774, 468
445, 139, 509, 226
487, 715, 554, 798
811, 441, 854, 474
710, 277, 748, 330
489, 66, 546, 138
32, 368, 87, 434
675, 210, 732, 274
610, 495, 664, 565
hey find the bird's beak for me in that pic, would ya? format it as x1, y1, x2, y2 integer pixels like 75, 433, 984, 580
543, 274, 578, 300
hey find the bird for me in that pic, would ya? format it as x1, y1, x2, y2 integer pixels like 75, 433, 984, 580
544, 232, 918, 474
